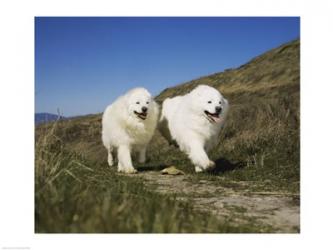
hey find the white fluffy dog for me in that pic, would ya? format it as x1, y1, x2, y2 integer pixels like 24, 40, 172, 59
102, 87, 159, 173
159, 85, 229, 172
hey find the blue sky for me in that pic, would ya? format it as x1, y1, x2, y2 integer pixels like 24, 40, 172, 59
35, 17, 300, 116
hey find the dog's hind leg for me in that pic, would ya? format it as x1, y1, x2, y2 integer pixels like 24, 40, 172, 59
107, 145, 114, 166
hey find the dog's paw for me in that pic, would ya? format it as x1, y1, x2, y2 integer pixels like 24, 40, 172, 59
107, 155, 114, 166
119, 167, 138, 174
107, 159, 114, 167
207, 160, 216, 170
195, 161, 215, 173
195, 166, 204, 173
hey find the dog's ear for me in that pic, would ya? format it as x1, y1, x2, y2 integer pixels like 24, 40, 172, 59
124, 91, 132, 104
190, 85, 205, 98
121, 94, 134, 117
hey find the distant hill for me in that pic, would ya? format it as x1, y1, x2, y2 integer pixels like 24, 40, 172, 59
156, 38, 299, 102
35, 113, 65, 125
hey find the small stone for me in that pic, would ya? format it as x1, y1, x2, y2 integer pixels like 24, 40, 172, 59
73, 214, 79, 221
161, 166, 185, 175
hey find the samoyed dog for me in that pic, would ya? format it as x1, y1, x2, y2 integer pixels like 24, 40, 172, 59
159, 85, 229, 172
102, 87, 159, 173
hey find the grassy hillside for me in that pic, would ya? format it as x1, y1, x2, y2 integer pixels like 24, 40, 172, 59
155, 39, 300, 191
35, 39, 300, 233
36, 127, 256, 233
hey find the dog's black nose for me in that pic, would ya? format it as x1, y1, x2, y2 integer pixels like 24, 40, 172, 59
142, 106, 148, 113
215, 106, 222, 113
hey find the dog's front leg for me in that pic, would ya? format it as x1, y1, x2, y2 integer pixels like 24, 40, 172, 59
107, 145, 114, 167
117, 145, 137, 174
188, 142, 215, 173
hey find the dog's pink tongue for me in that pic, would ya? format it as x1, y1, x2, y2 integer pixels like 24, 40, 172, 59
212, 116, 221, 123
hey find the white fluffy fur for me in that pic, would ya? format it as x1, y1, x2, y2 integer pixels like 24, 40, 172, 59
102, 87, 159, 173
159, 85, 229, 172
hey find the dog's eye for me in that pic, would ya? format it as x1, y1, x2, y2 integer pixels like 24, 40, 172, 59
208, 101, 212, 104
219, 101, 222, 104
146, 102, 149, 104
136, 102, 140, 104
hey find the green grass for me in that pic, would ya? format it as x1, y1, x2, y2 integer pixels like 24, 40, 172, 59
35, 125, 273, 233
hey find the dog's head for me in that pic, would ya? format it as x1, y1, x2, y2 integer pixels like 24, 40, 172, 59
189, 85, 229, 124
125, 87, 155, 121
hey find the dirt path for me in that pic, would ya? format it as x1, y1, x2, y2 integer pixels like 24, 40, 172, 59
133, 171, 300, 233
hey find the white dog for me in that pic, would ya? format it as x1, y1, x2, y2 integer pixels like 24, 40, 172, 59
159, 85, 229, 172
102, 87, 159, 173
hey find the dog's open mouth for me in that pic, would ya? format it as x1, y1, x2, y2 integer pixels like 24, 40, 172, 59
204, 110, 221, 123
134, 111, 147, 120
